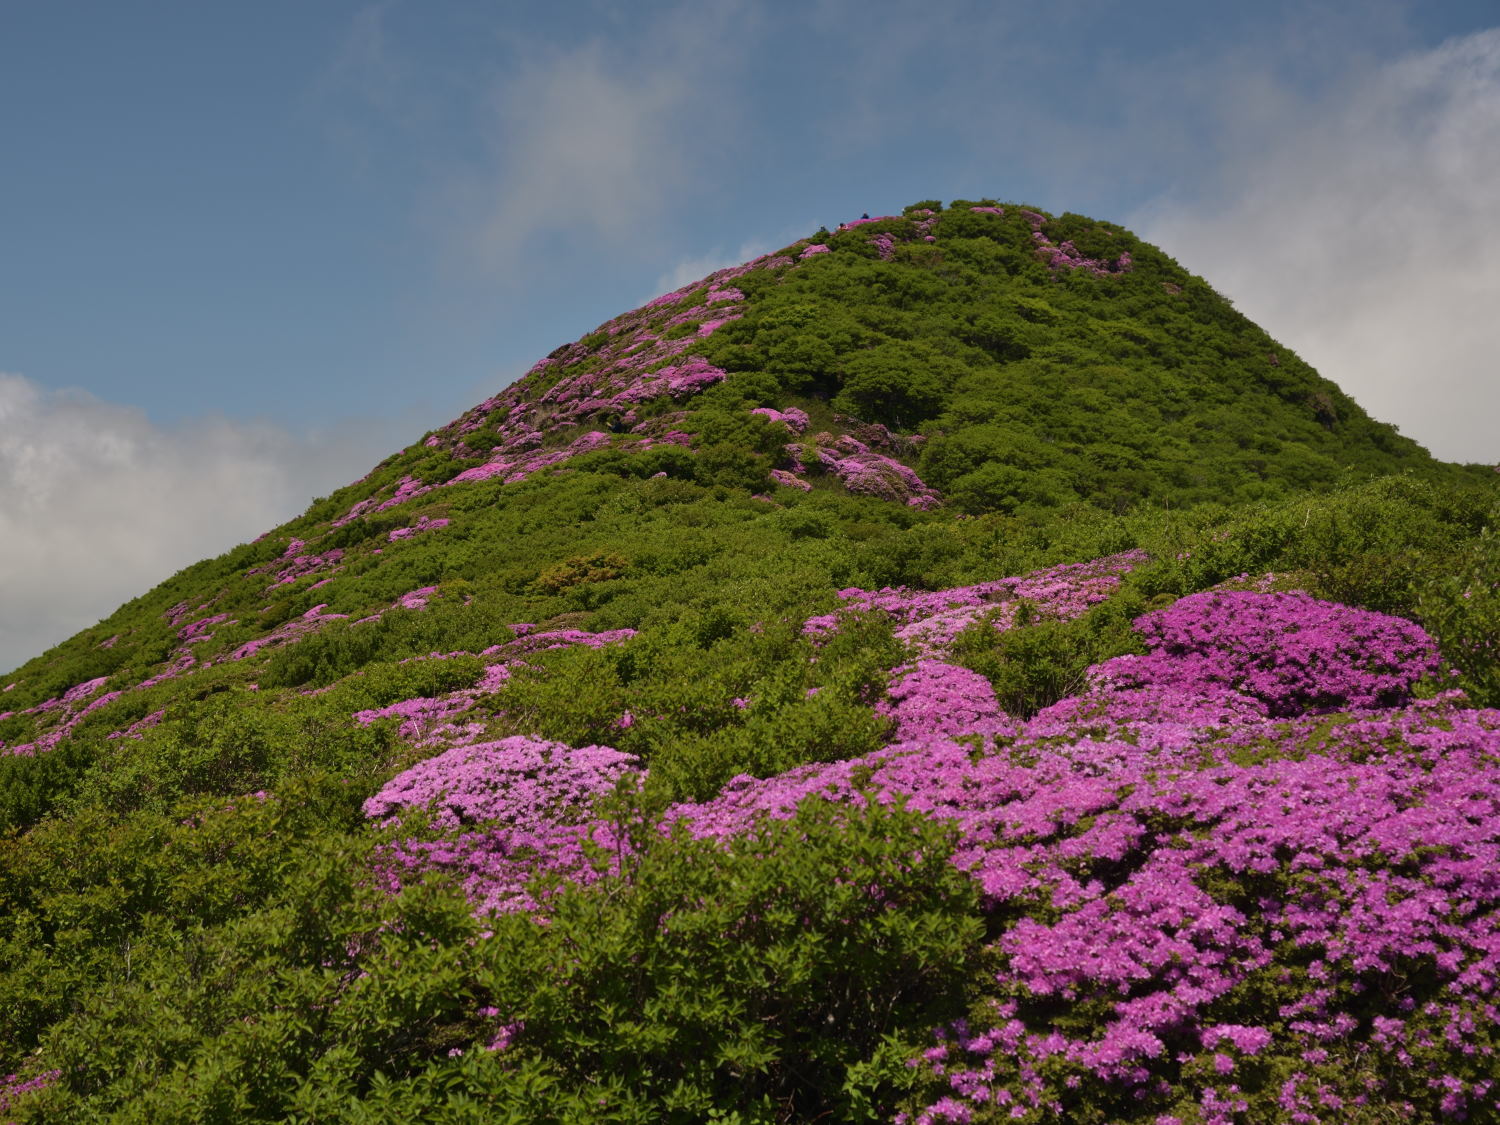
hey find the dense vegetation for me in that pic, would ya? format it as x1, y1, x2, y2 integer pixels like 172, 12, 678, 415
2, 201, 1497, 1122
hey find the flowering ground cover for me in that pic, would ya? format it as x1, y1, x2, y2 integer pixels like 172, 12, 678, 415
352, 558, 1500, 1120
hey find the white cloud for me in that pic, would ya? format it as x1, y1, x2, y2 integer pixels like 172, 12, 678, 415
1133, 28, 1500, 465
0, 374, 392, 672
444, 4, 755, 273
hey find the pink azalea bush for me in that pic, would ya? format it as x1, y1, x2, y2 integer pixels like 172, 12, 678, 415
388, 515, 450, 542
769, 468, 812, 491
0, 1069, 61, 1118
811, 435, 942, 507
1021, 209, 1133, 277
1091, 590, 1441, 716
664, 591, 1499, 1121
804, 550, 1148, 652
353, 626, 637, 748
878, 659, 1020, 745
363, 736, 638, 829
367, 736, 640, 914
229, 604, 350, 660
751, 406, 810, 434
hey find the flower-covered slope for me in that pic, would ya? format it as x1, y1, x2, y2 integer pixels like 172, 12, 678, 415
0, 198, 1493, 1122
367, 560, 1500, 1123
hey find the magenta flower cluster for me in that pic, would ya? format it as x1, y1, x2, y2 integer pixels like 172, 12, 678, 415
246, 539, 347, 588
769, 421, 935, 502
446, 429, 616, 488
1091, 589, 1441, 716
667, 591, 1497, 1120
388, 515, 450, 542
878, 659, 1019, 746
364, 736, 638, 829
178, 612, 233, 643
378, 473, 434, 512
1, 673, 124, 758
229, 603, 350, 661
809, 434, 942, 508
750, 406, 810, 434
804, 550, 1148, 653
362, 557, 1499, 1117
0, 1069, 60, 1116
353, 626, 637, 748
1021, 209, 1133, 277
367, 735, 638, 915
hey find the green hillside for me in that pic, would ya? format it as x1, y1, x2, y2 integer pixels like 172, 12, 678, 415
2, 201, 1497, 1122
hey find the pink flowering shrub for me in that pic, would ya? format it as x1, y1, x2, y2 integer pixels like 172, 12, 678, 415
364, 736, 638, 829
366, 736, 640, 914
178, 613, 232, 642
350, 626, 637, 750
1020, 208, 1133, 277
1095, 590, 1442, 716
447, 429, 616, 487
227, 604, 349, 661
388, 515, 450, 542
805, 550, 1148, 654
61, 676, 108, 705
665, 680, 1500, 1121
0, 1069, 60, 1117
812, 435, 941, 507
769, 468, 812, 491
394, 586, 437, 611
375, 817, 631, 916
751, 406, 810, 433
374, 473, 433, 513
107, 708, 166, 741
2, 674, 130, 757
878, 660, 1019, 745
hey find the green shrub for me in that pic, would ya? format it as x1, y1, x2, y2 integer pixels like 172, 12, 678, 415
474, 796, 983, 1122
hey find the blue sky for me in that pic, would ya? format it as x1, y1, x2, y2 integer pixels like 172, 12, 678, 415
3, 0, 1499, 667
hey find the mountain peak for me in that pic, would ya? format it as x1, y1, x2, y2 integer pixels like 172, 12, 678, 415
309, 198, 1432, 540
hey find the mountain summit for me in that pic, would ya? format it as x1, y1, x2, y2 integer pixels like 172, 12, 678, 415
2, 200, 1497, 1122
347, 199, 1435, 524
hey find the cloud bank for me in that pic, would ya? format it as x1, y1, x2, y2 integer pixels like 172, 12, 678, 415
0, 374, 392, 672
454, 5, 755, 273
1135, 27, 1500, 465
